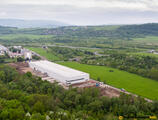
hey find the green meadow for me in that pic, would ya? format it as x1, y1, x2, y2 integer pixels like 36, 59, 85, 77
133, 36, 158, 45
128, 52, 158, 58
59, 62, 158, 100
27, 47, 60, 61
0, 34, 53, 40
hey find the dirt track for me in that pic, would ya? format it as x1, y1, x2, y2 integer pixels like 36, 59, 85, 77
9, 62, 33, 74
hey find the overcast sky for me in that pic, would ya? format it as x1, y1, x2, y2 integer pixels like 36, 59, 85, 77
0, 0, 158, 25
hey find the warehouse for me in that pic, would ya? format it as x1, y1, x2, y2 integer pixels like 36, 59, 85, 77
24, 52, 32, 60
29, 60, 89, 86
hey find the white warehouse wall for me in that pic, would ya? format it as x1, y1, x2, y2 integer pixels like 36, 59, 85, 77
29, 60, 89, 85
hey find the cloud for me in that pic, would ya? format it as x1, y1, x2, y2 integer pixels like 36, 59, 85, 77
0, 0, 158, 11
0, 12, 6, 16
0, 0, 158, 25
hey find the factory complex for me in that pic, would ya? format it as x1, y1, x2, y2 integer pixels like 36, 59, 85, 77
29, 60, 90, 86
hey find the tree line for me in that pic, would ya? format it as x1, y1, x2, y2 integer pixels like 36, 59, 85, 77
49, 47, 94, 61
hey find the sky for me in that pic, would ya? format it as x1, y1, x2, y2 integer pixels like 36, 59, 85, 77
0, 0, 158, 25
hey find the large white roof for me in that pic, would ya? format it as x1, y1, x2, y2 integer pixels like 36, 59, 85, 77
0, 44, 8, 51
30, 60, 88, 78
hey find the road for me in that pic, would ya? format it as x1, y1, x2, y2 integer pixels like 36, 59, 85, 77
47, 44, 101, 50
97, 81, 153, 102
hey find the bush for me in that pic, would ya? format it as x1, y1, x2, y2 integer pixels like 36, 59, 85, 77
17, 57, 24, 62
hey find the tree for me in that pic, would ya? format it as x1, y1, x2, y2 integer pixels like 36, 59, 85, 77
126, 105, 138, 117
32, 55, 41, 60
25, 72, 32, 78
97, 77, 100, 81
31, 113, 45, 120
149, 68, 158, 80
32, 101, 45, 113
0, 109, 9, 120
0, 71, 5, 82
17, 57, 24, 62
88, 100, 103, 112
153, 101, 158, 114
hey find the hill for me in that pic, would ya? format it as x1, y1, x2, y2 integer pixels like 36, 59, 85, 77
0, 26, 17, 34
0, 19, 69, 28
0, 23, 158, 37
39, 23, 158, 38
0, 23, 158, 48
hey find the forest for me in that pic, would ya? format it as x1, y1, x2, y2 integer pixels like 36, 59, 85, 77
0, 65, 158, 120
49, 47, 94, 61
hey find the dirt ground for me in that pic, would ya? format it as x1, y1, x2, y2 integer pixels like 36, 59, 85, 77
71, 80, 120, 98
100, 86, 120, 98
9, 62, 33, 74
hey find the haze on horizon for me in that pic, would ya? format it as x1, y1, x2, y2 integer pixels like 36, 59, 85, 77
0, 0, 158, 25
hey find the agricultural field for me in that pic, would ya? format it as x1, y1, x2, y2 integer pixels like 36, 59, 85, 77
0, 34, 55, 46
27, 47, 60, 61
133, 36, 158, 45
90, 25, 121, 31
5, 58, 17, 63
59, 62, 158, 100
129, 52, 158, 58
0, 34, 53, 40
79, 47, 103, 53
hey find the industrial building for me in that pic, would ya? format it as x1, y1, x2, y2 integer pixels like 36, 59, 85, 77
0, 44, 8, 55
29, 60, 89, 86
24, 52, 32, 60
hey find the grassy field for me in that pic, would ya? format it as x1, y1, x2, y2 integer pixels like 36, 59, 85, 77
79, 47, 102, 53
59, 62, 158, 100
27, 47, 60, 61
5, 58, 17, 63
133, 36, 158, 45
92, 25, 121, 31
0, 34, 53, 40
129, 52, 158, 58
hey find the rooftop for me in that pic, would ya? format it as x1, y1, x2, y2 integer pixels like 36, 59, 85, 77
0, 44, 8, 51
30, 60, 88, 78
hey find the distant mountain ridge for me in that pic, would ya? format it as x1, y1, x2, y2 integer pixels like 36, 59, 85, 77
0, 23, 158, 39
0, 19, 69, 28
33, 23, 158, 38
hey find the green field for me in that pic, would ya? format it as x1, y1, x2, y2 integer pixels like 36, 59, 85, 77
5, 58, 17, 63
59, 62, 158, 100
0, 34, 53, 40
92, 25, 120, 31
130, 52, 158, 58
27, 47, 60, 61
133, 36, 158, 45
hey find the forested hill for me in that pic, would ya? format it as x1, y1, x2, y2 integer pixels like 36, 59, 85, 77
116, 23, 158, 38
1, 23, 158, 39
0, 26, 17, 34
0, 19, 69, 28
41, 23, 158, 38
